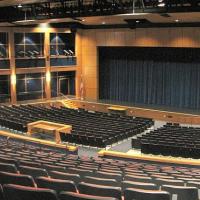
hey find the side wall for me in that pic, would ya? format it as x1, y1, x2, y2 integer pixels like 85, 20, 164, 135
81, 27, 200, 100
0, 27, 82, 103
1, 26, 200, 104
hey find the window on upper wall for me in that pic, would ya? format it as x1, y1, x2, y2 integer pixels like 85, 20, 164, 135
0, 32, 9, 58
14, 33, 44, 58
0, 75, 10, 103
50, 33, 75, 57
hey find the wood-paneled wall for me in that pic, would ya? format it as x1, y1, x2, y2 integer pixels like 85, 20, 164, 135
81, 27, 200, 100
0, 27, 79, 103
71, 99, 200, 125
1, 26, 200, 106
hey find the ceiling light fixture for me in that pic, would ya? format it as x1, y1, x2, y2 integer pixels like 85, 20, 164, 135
158, 0, 165, 7
117, 13, 149, 16
15, 19, 35, 23
18, 4, 22, 8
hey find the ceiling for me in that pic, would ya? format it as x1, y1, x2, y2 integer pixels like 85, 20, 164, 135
0, 0, 199, 27
0, 12, 198, 27
0, 0, 46, 7
81, 12, 200, 25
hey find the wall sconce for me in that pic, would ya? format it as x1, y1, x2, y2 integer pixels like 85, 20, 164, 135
39, 23, 49, 31
11, 74, 16, 85
46, 71, 51, 83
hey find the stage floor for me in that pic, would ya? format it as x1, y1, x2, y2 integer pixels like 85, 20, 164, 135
99, 99, 200, 115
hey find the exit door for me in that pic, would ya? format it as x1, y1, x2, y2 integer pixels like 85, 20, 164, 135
58, 78, 70, 95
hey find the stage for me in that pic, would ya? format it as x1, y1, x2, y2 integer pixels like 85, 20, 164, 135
69, 99, 200, 125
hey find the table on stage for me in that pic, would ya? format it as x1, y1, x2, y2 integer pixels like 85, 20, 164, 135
107, 106, 127, 116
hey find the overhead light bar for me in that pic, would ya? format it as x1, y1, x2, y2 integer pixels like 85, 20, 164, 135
117, 13, 149, 16
14, 19, 35, 23
158, 0, 166, 7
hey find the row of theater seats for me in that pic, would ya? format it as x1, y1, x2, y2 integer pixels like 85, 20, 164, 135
0, 184, 171, 200
140, 123, 200, 158
0, 137, 200, 199
0, 104, 154, 147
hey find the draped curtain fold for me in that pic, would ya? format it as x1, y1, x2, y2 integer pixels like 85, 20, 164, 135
99, 47, 200, 110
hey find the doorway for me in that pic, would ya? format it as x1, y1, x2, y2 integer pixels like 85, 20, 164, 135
51, 71, 75, 97
58, 78, 70, 95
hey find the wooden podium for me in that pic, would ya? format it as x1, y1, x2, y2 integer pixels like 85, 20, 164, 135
107, 106, 127, 116
27, 120, 72, 143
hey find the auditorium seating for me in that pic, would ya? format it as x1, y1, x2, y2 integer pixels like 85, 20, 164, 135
82, 176, 120, 187
161, 185, 199, 200
124, 188, 170, 200
59, 192, 118, 200
121, 181, 159, 191
3, 184, 58, 200
0, 163, 18, 173
0, 171, 35, 187
0, 184, 4, 200
78, 182, 122, 200
49, 171, 81, 184
0, 104, 153, 147
140, 123, 200, 158
36, 177, 77, 194
0, 136, 199, 200
18, 166, 48, 179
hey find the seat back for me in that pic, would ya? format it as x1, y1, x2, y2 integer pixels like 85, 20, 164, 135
3, 184, 58, 200
124, 174, 153, 183
59, 191, 118, 200
67, 168, 93, 177
0, 157, 18, 166
19, 166, 48, 179
155, 178, 185, 187
0, 163, 18, 173
18, 161, 41, 168
124, 188, 170, 200
95, 171, 122, 182
43, 164, 66, 173
122, 180, 159, 191
0, 171, 35, 187
162, 185, 199, 200
49, 171, 80, 185
187, 181, 200, 188
78, 182, 121, 200
36, 177, 76, 193
0, 184, 4, 200
83, 176, 120, 187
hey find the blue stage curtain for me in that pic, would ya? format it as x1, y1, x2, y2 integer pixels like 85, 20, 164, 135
99, 47, 200, 110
